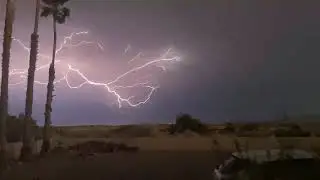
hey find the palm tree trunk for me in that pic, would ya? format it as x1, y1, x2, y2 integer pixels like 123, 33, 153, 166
20, 0, 40, 161
41, 16, 57, 155
0, 0, 14, 170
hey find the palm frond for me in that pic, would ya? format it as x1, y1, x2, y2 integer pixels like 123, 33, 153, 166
41, 0, 70, 23
42, 0, 69, 5
57, 0, 69, 5
42, 0, 54, 5
55, 15, 66, 24
62, 7, 70, 17
54, 7, 70, 24
40, 6, 52, 17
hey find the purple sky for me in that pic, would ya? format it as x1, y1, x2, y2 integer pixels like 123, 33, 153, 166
1, 0, 320, 125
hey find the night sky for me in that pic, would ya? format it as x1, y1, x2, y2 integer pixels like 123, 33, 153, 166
0, 0, 320, 125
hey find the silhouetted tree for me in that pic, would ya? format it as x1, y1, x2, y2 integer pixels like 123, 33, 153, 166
170, 113, 207, 134
0, 0, 15, 170
40, 0, 70, 155
20, 0, 41, 162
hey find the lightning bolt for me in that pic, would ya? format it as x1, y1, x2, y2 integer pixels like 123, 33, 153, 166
128, 52, 142, 63
1, 31, 181, 108
123, 44, 131, 55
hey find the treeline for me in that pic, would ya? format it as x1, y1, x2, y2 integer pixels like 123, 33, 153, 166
167, 113, 313, 137
223, 122, 311, 137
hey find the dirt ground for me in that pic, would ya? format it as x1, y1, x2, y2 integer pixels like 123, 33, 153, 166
4, 123, 320, 180
1, 152, 229, 180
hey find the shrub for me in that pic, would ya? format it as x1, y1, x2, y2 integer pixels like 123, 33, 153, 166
6, 114, 41, 143
169, 113, 207, 134
69, 141, 139, 154
274, 124, 311, 137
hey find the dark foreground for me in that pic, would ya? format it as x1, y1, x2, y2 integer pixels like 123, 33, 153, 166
1, 152, 227, 180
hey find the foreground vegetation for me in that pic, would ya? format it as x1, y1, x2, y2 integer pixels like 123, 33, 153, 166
6, 114, 41, 143
2, 113, 320, 180
1, 152, 223, 180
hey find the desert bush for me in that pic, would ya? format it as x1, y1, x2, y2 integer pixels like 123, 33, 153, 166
237, 123, 261, 137
54, 128, 83, 138
6, 114, 41, 143
169, 113, 208, 134
222, 122, 235, 133
69, 140, 139, 155
274, 124, 311, 137
274, 129, 310, 137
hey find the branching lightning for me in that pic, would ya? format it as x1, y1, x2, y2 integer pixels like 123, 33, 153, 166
2, 31, 181, 108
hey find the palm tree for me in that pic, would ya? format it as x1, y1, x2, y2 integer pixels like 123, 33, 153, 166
40, 0, 70, 155
20, 0, 41, 161
0, 0, 15, 169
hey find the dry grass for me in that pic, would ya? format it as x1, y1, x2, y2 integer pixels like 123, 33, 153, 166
50, 135, 320, 153
4, 123, 320, 180
6, 140, 42, 160
5, 123, 320, 161
1, 152, 227, 180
